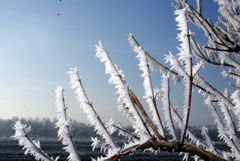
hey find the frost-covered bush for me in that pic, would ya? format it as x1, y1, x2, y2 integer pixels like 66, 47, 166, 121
13, 0, 240, 161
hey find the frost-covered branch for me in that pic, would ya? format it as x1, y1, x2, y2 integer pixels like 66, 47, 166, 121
55, 87, 81, 161
106, 121, 139, 140
205, 97, 240, 160
12, 121, 57, 161
68, 67, 119, 154
128, 34, 181, 82
129, 34, 166, 138
174, 7, 193, 144
201, 126, 218, 155
161, 75, 177, 140
218, 92, 239, 142
95, 41, 151, 140
191, 36, 235, 68
170, 105, 208, 149
193, 73, 234, 108
184, 0, 240, 55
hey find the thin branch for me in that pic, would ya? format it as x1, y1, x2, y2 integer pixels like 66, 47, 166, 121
68, 68, 118, 151
111, 124, 140, 140
193, 73, 234, 108
181, 34, 193, 144
196, 0, 202, 15
12, 121, 55, 161
205, 46, 232, 52
161, 75, 177, 140
175, 6, 194, 144
146, 57, 166, 138
212, 104, 240, 155
129, 34, 167, 137
95, 42, 151, 138
171, 105, 209, 148
128, 89, 165, 140
201, 127, 219, 155
191, 37, 234, 68
55, 87, 81, 161
128, 34, 181, 81
24, 132, 55, 161
166, 80, 177, 140
128, 90, 153, 138
186, 2, 228, 46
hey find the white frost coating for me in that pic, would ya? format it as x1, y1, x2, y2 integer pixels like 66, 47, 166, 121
219, 53, 240, 69
201, 127, 217, 154
91, 137, 101, 151
222, 70, 240, 88
184, 3, 220, 47
117, 127, 135, 140
161, 75, 176, 140
105, 120, 135, 140
165, 53, 192, 142
171, 107, 207, 149
231, 90, 240, 130
67, 67, 118, 153
214, 0, 227, 6
192, 61, 203, 76
218, 100, 239, 143
164, 52, 188, 78
91, 138, 148, 161
55, 87, 81, 161
175, 7, 193, 141
193, 74, 234, 108
180, 152, 189, 161
204, 97, 240, 160
95, 41, 150, 140
128, 33, 181, 82
181, 77, 191, 136
175, 7, 191, 73
215, 0, 240, 31
128, 33, 156, 71
91, 138, 113, 154
12, 121, 57, 161
106, 119, 117, 135
130, 38, 164, 136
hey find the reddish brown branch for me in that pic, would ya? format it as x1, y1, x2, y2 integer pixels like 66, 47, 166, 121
105, 139, 226, 161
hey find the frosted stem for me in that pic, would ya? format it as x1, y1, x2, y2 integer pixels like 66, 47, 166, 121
12, 121, 55, 161
129, 37, 166, 137
161, 76, 177, 140
181, 31, 193, 143
95, 41, 151, 139
174, 7, 193, 144
68, 68, 118, 151
55, 87, 81, 161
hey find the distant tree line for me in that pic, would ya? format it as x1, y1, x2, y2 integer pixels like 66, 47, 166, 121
0, 118, 94, 141
0, 117, 219, 142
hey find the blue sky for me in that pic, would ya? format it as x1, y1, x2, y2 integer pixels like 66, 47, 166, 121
0, 0, 221, 125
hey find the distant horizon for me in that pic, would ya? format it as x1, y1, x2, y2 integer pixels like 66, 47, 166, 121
0, 115, 216, 126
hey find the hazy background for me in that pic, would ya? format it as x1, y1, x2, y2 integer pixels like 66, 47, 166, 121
0, 0, 223, 125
